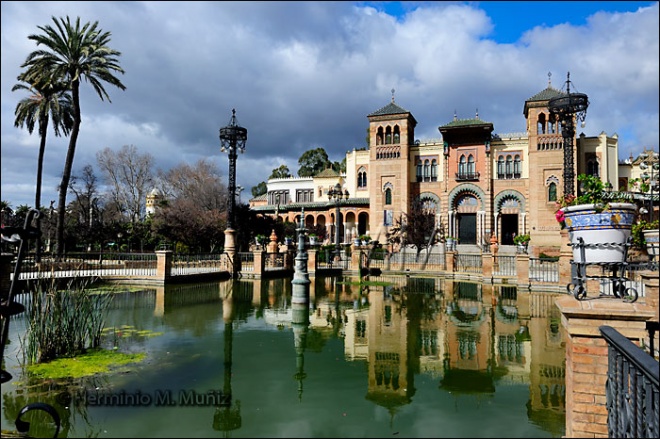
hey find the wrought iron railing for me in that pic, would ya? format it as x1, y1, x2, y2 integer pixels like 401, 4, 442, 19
599, 325, 659, 438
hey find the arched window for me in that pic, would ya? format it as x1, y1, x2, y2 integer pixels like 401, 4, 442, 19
513, 155, 521, 178
467, 155, 475, 175
376, 127, 384, 145
423, 160, 430, 181
385, 126, 392, 144
459, 155, 467, 175
548, 182, 557, 202
416, 159, 423, 182
587, 159, 599, 177
393, 126, 400, 144
506, 156, 513, 178
431, 159, 438, 181
357, 168, 367, 188
385, 188, 392, 205
537, 113, 546, 134
497, 156, 505, 178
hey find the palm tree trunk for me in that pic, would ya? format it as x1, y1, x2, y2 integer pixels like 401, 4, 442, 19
56, 82, 81, 259
34, 114, 49, 263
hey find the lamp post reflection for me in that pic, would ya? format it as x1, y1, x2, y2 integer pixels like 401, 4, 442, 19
214, 284, 241, 436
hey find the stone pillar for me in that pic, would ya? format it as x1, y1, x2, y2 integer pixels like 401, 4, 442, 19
555, 296, 655, 438
155, 250, 172, 284
640, 271, 659, 321
482, 253, 494, 280
253, 250, 265, 277
445, 250, 456, 272
516, 254, 529, 285
307, 249, 317, 275
558, 229, 573, 287
224, 228, 237, 278
351, 248, 361, 273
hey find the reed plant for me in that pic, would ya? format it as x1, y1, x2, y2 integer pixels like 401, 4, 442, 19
23, 277, 114, 364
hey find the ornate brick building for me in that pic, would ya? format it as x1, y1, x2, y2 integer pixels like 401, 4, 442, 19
250, 77, 622, 255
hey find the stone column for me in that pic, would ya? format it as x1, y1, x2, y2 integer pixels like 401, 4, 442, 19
253, 250, 265, 278
516, 254, 529, 285
224, 228, 237, 278
155, 250, 172, 284
306, 249, 317, 275
555, 296, 655, 438
558, 229, 573, 287
482, 253, 494, 280
445, 250, 456, 272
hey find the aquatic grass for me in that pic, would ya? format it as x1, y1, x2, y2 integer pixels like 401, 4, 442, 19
23, 277, 115, 364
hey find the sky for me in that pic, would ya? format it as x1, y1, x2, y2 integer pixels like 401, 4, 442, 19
1, 1, 658, 209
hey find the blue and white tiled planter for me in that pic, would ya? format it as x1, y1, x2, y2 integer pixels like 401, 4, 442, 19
643, 229, 659, 259
562, 203, 638, 264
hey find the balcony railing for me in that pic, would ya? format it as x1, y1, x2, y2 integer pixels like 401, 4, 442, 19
600, 325, 659, 438
455, 171, 480, 181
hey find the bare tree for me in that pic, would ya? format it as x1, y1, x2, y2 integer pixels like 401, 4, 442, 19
152, 159, 227, 252
96, 145, 154, 224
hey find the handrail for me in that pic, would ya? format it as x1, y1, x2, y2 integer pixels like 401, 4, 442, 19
599, 325, 659, 439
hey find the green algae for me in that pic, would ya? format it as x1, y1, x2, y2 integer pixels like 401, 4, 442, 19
27, 349, 146, 379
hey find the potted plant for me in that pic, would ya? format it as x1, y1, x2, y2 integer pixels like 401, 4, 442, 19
254, 234, 267, 248
445, 236, 457, 251
555, 174, 637, 264
359, 234, 371, 246
308, 233, 318, 246
513, 233, 531, 253
631, 218, 659, 259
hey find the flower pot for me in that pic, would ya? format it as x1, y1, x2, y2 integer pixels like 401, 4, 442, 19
562, 203, 637, 264
643, 228, 659, 259
309, 237, 318, 246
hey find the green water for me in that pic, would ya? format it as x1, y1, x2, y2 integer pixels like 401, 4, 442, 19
1, 275, 566, 438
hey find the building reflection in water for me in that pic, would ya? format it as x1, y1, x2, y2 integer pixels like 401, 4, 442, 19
252, 274, 565, 435
149, 275, 567, 436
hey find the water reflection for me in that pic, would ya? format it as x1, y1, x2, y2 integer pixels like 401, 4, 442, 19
1, 276, 566, 438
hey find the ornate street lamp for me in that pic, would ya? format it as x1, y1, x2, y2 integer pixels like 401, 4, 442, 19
639, 150, 659, 223
327, 182, 349, 261
219, 109, 247, 230
219, 109, 247, 277
548, 72, 589, 198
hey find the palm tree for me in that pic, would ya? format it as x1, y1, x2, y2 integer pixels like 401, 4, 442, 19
12, 76, 73, 261
20, 16, 126, 257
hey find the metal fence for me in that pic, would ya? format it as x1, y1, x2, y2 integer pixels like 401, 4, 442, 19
455, 254, 482, 273
494, 255, 516, 277
16, 252, 157, 279
238, 252, 254, 272
171, 253, 224, 276
529, 258, 560, 283
600, 325, 659, 438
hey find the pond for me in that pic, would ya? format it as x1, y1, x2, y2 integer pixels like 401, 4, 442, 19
1, 275, 566, 438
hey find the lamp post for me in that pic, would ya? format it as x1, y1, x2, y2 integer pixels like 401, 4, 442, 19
548, 72, 589, 198
327, 182, 349, 261
639, 150, 659, 223
219, 109, 247, 276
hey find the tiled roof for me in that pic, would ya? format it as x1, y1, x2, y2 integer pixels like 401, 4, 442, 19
440, 118, 493, 128
368, 102, 410, 117
527, 87, 565, 102
315, 168, 340, 178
